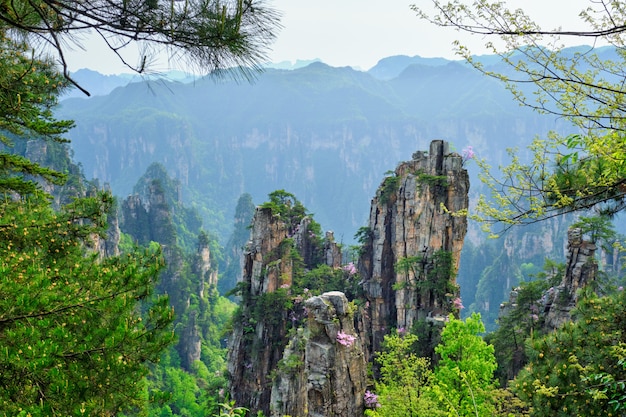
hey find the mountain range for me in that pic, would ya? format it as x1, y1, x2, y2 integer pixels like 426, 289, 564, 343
58, 52, 570, 242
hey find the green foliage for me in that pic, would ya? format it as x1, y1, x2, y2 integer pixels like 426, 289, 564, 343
0, 0, 279, 81
379, 172, 400, 205
417, 3, 626, 232
411, 319, 444, 361
366, 332, 443, 417
414, 169, 448, 189
394, 250, 458, 304
213, 401, 249, 417
0, 193, 175, 416
513, 289, 626, 417
570, 215, 617, 248
260, 189, 308, 233
293, 264, 362, 300
485, 258, 566, 386
355, 226, 373, 246
432, 313, 498, 417
0, 34, 74, 197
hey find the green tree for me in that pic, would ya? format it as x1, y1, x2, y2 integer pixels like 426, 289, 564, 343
486, 259, 563, 386
513, 289, 626, 417
365, 332, 443, 417
415, 1, 626, 233
0, 193, 175, 416
0, 34, 73, 197
432, 313, 498, 417
260, 189, 308, 233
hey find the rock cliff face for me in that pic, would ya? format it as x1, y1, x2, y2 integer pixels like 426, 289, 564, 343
227, 206, 297, 413
544, 227, 598, 329
359, 140, 469, 355
227, 206, 364, 416
227, 140, 470, 414
270, 292, 366, 417
120, 172, 217, 371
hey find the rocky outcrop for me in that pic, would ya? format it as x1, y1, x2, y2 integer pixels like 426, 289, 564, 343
120, 168, 219, 372
227, 204, 364, 415
544, 227, 597, 329
227, 206, 294, 413
323, 231, 342, 268
359, 140, 469, 356
270, 292, 366, 417
228, 140, 470, 413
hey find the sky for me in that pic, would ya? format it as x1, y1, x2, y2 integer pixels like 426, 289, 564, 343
65, 0, 592, 74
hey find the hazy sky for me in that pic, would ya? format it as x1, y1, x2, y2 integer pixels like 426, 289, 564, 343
65, 0, 592, 74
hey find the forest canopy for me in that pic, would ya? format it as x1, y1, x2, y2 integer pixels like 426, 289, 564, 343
0, 0, 279, 414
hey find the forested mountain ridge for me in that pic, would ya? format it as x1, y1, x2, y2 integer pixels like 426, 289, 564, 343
55, 51, 587, 331
57, 55, 561, 243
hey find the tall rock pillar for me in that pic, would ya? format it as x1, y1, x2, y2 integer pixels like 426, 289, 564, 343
359, 140, 469, 355
270, 291, 366, 417
544, 227, 598, 329
226, 207, 292, 412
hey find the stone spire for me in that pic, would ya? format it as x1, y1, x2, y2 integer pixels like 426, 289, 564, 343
359, 140, 470, 356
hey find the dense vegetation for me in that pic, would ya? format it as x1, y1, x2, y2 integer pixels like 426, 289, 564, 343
0, 0, 277, 415
0, 33, 176, 416
3, 0, 626, 415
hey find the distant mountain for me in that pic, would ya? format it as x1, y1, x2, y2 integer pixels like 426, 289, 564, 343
367, 54, 453, 80
63, 68, 200, 99
264, 58, 322, 70
62, 69, 136, 98
57, 57, 566, 243
56, 50, 589, 329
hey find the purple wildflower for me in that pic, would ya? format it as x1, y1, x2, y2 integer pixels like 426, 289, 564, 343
397, 327, 406, 335
342, 262, 357, 276
336, 331, 357, 347
462, 145, 475, 162
364, 390, 380, 408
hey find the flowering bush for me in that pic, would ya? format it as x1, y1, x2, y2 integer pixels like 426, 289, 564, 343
364, 390, 380, 408
452, 297, 464, 310
462, 145, 475, 160
336, 330, 357, 347
342, 262, 357, 276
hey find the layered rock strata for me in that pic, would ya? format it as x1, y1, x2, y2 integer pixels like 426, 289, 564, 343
544, 227, 598, 329
359, 139, 469, 355
270, 292, 366, 417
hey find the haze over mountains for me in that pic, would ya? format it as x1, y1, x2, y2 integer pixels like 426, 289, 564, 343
58, 52, 569, 242
58, 48, 618, 328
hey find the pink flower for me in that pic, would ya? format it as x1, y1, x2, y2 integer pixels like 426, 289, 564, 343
364, 390, 380, 408
397, 327, 406, 335
280, 283, 291, 289
462, 145, 475, 160
452, 297, 464, 310
336, 330, 357, 347
342, 262, 357, 276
